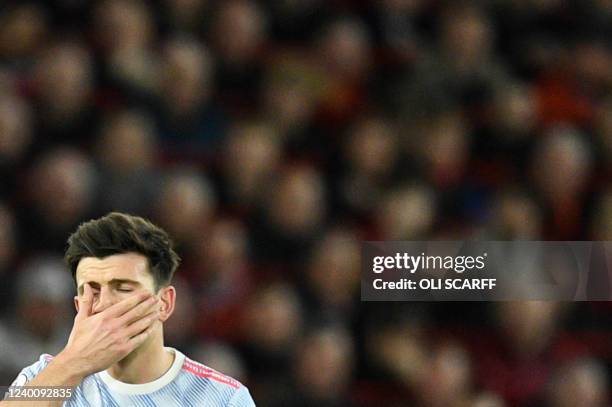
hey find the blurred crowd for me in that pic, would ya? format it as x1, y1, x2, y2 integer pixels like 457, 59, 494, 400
0, 0, 611, 406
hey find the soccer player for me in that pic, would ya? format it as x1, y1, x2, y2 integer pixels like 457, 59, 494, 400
2, 212, 256, 406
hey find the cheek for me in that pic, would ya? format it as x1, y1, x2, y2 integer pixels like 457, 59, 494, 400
113, 290, 137, 301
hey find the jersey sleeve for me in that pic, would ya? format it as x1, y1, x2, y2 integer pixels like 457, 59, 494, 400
9, 354, 53, 386
228, 385, 256, 407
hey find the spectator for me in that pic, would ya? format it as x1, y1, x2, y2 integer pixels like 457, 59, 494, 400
156, 36, 225, 154
190, 218, 253, 341
336, 116, 401, 216
0, 257, 72, 380
19, 147, 97, 253
250, 165, 326, 267
546, 358, 609, 407
374, 184, 436, 240
302, 226, 360, 324
31, 41, 95, 150
240, 283, 303, 405
531, 126, 594, 239
0, 92, 32, 199
209, 0, 267, 111
289, 326, 356, 407
218, 121, 281, 213
94, 108, 159, 214
93, 0, 158, 99
153, 168, 216, 254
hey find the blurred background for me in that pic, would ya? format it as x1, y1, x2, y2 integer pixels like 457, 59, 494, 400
0, 0, 610, 406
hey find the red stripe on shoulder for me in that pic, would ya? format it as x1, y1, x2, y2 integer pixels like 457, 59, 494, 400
181, 359, 240, 389
43, 354, 54, 362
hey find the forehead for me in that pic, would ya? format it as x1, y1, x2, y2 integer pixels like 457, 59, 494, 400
75, 252, 152, 285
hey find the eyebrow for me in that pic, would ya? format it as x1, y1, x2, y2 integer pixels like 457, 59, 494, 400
78, 279, 142, 295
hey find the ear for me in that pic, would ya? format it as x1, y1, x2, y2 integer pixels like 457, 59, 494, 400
157, 285, 176, 322
74, 296, 79, 313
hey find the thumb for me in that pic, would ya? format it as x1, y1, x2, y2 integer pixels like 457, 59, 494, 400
76, 283, 93, 320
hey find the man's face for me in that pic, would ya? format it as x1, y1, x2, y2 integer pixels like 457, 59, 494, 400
75, 252, 157, 314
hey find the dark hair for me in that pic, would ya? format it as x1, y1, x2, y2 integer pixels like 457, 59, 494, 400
64, 212, 181, 290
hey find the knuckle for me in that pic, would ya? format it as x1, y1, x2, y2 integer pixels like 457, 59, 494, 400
118, 343, 131, 354
104, 326, 118, 340
111, 331, 125, 343
100, 321, 114, 333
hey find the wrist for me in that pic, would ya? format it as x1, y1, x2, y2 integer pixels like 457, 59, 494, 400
53, 350, 90, 383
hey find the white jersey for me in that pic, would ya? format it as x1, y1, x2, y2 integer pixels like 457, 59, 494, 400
10, 348, 256, 406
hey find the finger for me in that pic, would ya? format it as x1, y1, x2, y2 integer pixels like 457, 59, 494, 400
117, 297, 159, 327
76, 283, 93, 320
124, 310, 158, 338
103, 290, 152, 318
126, 323, 156, 350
